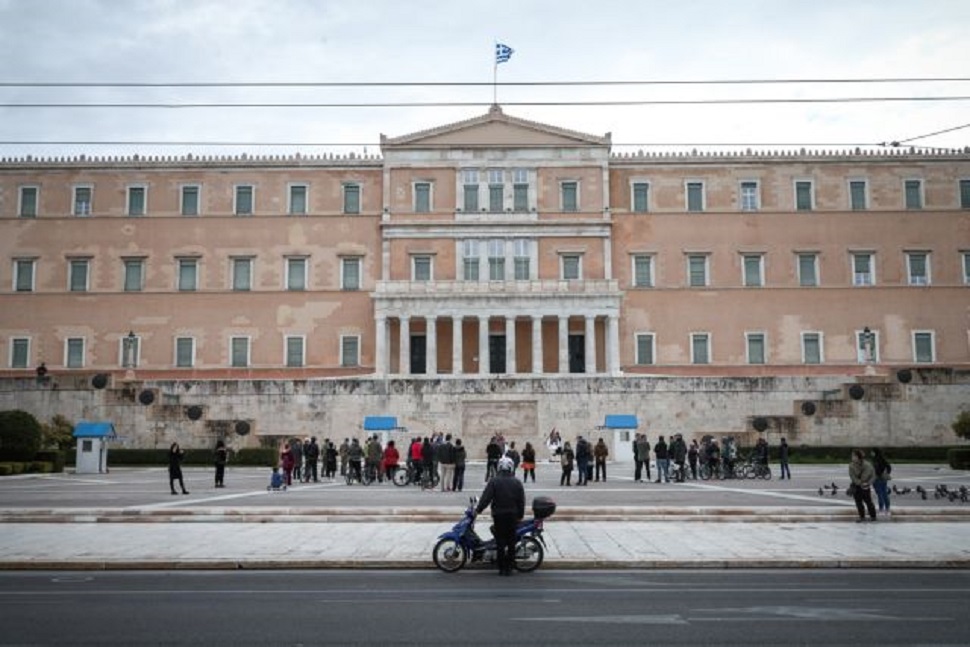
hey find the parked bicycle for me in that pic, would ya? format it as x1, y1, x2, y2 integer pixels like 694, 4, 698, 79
392, 462, 440, 489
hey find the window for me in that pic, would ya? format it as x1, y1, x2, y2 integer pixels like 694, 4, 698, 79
801, 332, 822, 364
341, 257, 361, 290
742, 254, 764, 287
230, 337, 250, 367
414, 182, 431, 213
73, 186, 92, 216
635, 333, 655, 365
181, 185, 200, 216
65, 338, 85, 368
852, 253, 874, 286
904, 179, 923, 209
913, 331, 935, 363
849, 180, 868, 210
740, 181, 759, 211
412, 255, 432, 281
123, 259, 144, 292
561, 181, 578, 212
488, 169, 504, 212
178, 258, 198, 291
343, 183, 361, 214
10, 338, 29, 368
127, 186, 146, 216
462, 169, 479, 212
798, 253, 818, 287
175, 337, 195, 368
285, 336, 305, 367
690, 333, 710, 364
286, 257, 307, 291
19, 186, 38, 218
234, 185, 254, 216
513, 239, 531, 280
288, 184, 307, 216
686, 181, 704, 212
513, 169, 529, 211
795, 180, 813, 211
906, 252, 930, 286
341, 335, 360, 367
232, 257, 252, 291
632, 182, 649, 213
632, 255, 653, 288
118, 334, 140, 368
69, 259, 89, 292
461, 239, 480, 281
857, 329, 879, 363
746, 332, 766, 364
964, 252, 970, 285
561, 254, 581, 280
14, 259, 35, 292
960, 180, 970, 209
687, 254, 708, 287
488, 239, 506, 280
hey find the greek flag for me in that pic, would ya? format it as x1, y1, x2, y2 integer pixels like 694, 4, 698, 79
495, 43, 514, 64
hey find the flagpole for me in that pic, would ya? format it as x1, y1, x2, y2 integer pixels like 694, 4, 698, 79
493, 41, 498, 105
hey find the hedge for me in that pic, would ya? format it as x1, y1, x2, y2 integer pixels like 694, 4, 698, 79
781, 445, 960, 463
947, 448, 970, 470
0, 461, 54, 475
60, 447, 277, 468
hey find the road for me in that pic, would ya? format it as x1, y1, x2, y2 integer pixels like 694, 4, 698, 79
1, 570, 968, 645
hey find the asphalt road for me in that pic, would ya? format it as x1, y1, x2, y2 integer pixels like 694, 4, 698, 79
1, 570, 967, 645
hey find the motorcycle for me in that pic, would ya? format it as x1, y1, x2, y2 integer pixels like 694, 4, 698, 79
432, 496, 556, 573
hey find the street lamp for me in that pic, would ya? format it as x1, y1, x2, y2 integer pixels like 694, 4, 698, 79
861, 327, 875, 364
122, 330, 138, 369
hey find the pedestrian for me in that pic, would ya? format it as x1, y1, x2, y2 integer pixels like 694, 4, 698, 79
365, 435, 383, 483
778, 438, 791, 480
409, 437, 424, 483
485, 436, 502, 481
421, 437, 435, 488
290, 437, 303, 483
505, 441, 520, 477
872, 448, 892, 518
520, 442, 536, 483
453, 438, 467, 492
35, 362, 49, 385
575, 436, 591, 486
280, 441, 295, 486
593, 438, 609, 482
654, 436, 670, 483
634, 433, 651, 482
383, 439, 400, 482
559, 441, 574, 486
347, 438, 363, 483
475, 456, 525, 576
338, 438, 350, 477
304, 437, 320, 483
849, 448, 877, 522
438, 434, 456, 491
213, 439, 227, 488
687, 439, 699, 480
670, 434, 687, 482
168, 442, 189, 495
325, 441, 338, 480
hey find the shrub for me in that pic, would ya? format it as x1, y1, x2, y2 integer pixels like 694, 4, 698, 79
0, 464, 12, 476
0, 410, 43, 461
948, 448, 970, 470
34, 450, 65, 473
40, 414, 74, 452
952, 411, 970, 441
28, 461, 52, 473
232, 448, 277, 467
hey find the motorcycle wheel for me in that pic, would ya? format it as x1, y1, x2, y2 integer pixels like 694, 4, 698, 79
513, 536, 544, 572
392, 469, 409, 487
432, 538, 468, 573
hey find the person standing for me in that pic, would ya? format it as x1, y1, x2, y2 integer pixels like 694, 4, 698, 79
438, 434, 456, 492
520, 442, 536, 483
452, 438, 467, 492
654, 436, 670, 483
559, 441, 574, 486
475, 456, 525, 576
485, 436, 502, 481
872, 448, 892, 518
290, 437, 303, 483
213, 439, 228, 488
849, 448, 877, 522
325, 440, 338, 480
593, 438, 609, 482
778, 438, 791, 480
280, 442, 295, 486
575, 436, 591, 486
347, 438, 364, 483
338, 438, 350, 477
670, 434, 687, 482
687, 438, 699, 480
635, 433, 651, 483
168, 442, 189, 495
304, 437, 320, 483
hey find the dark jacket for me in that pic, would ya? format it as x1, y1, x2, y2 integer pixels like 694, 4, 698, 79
654, 440, 669, 459
475, 473, 525, 520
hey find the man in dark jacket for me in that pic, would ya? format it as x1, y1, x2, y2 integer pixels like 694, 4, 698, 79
304, 437, 320, 483
475, 456, 525, 576
485, 437, 503, 481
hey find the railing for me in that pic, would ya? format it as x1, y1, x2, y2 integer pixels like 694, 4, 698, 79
374, 279, 619, 295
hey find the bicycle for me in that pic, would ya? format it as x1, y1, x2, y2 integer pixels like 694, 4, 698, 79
345, 462, 375, 486
392, 462, 440, 489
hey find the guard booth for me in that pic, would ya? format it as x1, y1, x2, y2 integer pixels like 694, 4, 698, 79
597, 414, 639, 462
73, 421, 117, 474
362, 416, 408, 447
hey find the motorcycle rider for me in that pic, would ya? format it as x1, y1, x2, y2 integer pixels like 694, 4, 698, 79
475, 456, 525, 576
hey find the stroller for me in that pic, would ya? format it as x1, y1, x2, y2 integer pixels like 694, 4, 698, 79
266, 468, 288, 492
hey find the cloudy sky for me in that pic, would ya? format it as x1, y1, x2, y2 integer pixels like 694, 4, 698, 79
0, 0, 968, 158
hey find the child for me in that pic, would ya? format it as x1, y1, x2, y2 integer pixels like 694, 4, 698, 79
267, 467, 287, 492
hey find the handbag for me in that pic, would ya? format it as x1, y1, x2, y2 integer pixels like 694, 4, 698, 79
846, 483, 858, 496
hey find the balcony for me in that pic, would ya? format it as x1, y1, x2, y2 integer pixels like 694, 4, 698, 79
454, 208, 537, 223
375, 279, 618, 296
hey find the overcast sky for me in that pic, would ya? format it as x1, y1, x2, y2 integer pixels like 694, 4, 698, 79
1, 0, 968, 158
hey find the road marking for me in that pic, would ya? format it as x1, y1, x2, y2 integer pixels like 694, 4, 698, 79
514, 614, 688, 625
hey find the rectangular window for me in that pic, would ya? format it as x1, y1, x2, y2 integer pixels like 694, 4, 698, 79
746, 332, 766, 364
691, 333, 710, 365
119, 335, 140, 368
341, 335, 360, 367
960, 180, 970, 209
795, 181, 813, 211
513, 180, 528, 212
285, 336, 305, 368
857, 329, 879, 363
513, 239, 531, 280
463, 171, 479, 212
343, 183, 361, 215
688, 254, 708, 287
904, 179, 923, 209
127, 186, 146, 216
73, 186, 92, 216
14, 259, 35, 292
232, 258, 252, 291
686, 181, 704, 212
341, 257, 361, 290
632, 182, 649, 213
913, 331, 935, 363
11, 338, 29, 368
288, 184, 307, 215
123, 259, 144, 292
175, 337, 195, 368
414, 182, 431, 213
19, 186, 38, 218
635, 333, 655, 365
561, 181, 578, 212
230, 337, 249, 368
462, 239, 480, 281
488, 239, 505, 280
488, 169, 504, 212
181, 185, 199, 216
562, 254, 581, 280
235, 185, 253, 216
964, 252, 970, 285
849, 180, 867, 210
286, 257, 307, 291
742, 254, 763, 287
853, 253, 874, 286
69, 259, 89, 292
797, 253, 818, 287
632, 255, 653, 288
802, 332, 822, 364
66, 338, 84, 368
740, 181, 759, 211
178, 258, 198, 291
412, 255, 432, 281
907, 252, 930, 286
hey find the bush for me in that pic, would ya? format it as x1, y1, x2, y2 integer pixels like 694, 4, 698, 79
35, 450, 65, 473
0, 410, 43, 461
28, 461, 52, 473
952, 411, 970, 441
0, 464, 11, 476
232, 448, 277, 467
41, 415, 74, 452
948, 448, 970, 470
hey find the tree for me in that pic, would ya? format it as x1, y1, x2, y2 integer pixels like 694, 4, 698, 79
952, 410, 970, 441
41, 414, 74, 452
0, 410, 43, 461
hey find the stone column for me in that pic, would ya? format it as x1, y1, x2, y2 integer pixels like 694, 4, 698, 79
505, 316, 516, 374
558, 315, 569, 373
375, 315, 387, 375
399, 316, 410, 375
585, 315, 596, 374
426, 317, 437, 375
608, 314, 620, 375
531, 316, 543, 374
479, 316, 490, 375
452, 316, 463, 375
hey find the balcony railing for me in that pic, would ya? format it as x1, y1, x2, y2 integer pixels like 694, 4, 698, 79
375, 279, 619, 296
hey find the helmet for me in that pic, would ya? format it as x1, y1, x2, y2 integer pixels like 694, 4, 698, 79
497, 456, 515, 474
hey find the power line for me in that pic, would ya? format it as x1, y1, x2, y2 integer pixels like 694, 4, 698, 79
0, 140, 885, 148
890, 121, 970, 145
